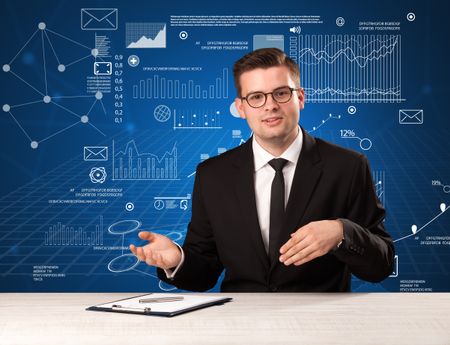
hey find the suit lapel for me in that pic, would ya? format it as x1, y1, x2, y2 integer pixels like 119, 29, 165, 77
270, 128, 324, 271
233, 139, 271, 271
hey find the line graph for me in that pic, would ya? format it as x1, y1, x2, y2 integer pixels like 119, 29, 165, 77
289, 35, 402, 103
126, 22, 166, 48
394, 203, 449, 243
307, 113, 341, 133
112, 140, 178, 181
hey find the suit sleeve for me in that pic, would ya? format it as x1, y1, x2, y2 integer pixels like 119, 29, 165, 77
157, 164, 224, 291
332, 154, 395, 283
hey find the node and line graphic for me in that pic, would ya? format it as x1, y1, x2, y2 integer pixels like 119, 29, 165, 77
2, 22, 107, 149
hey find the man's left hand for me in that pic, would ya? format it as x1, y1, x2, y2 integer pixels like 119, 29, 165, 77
279, 220, 344, 266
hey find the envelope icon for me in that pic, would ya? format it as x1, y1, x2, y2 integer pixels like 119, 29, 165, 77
399, 109, 423, 125
84, 146, 108, 161
81, 8, 118, 31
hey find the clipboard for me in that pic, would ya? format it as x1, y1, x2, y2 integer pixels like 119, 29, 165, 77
86, 293, 232, 317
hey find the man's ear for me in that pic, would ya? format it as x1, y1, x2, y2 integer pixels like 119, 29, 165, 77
297, 87, 305, 111
235, 98, 247, 119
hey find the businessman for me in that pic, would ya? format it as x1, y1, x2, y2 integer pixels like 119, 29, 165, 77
130, 48, 395, 292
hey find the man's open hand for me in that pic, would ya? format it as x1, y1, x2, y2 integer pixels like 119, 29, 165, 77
129, 231, 182, 270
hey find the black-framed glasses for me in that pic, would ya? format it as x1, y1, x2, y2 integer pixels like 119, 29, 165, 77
241, 86, 300, 108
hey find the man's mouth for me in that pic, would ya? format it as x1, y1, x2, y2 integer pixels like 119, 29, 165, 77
262, 117, 282, 124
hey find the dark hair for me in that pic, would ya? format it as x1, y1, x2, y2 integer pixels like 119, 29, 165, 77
233, 48, 300, 97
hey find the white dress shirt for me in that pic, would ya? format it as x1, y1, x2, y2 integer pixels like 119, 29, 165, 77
165, 127, 303, 277
252, 127, 303, 253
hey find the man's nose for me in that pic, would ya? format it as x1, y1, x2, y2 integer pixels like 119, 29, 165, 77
264, 93, 279, 110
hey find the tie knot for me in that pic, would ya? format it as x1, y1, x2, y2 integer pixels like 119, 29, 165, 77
268, 158, 288, 172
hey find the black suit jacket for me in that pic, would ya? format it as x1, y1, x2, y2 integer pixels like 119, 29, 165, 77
158, 128, 395, 292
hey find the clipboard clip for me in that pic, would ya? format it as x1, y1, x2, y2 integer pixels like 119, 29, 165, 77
112, 304, 151, 313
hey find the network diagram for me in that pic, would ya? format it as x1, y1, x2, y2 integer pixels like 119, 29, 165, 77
2, 22, 107, 148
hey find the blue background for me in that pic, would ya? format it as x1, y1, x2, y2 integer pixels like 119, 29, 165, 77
1, 0, 449, 292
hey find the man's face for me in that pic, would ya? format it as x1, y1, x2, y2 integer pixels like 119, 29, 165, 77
235, 65, 305, 147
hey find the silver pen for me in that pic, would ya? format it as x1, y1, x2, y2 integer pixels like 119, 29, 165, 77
139, 296, 184, 303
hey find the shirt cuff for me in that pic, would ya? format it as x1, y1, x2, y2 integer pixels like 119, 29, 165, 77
163, 242, 184, 279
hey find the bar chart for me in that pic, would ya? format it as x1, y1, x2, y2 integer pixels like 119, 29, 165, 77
132, 68, 229, 100
44, 216, 104, 246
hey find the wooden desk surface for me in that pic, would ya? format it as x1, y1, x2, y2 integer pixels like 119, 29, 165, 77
0, 293, 449, 345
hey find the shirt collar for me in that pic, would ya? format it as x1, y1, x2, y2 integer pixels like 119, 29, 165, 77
252, 126, 303, 172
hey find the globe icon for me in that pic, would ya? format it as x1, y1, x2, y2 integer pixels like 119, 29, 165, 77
154, 105, 171, 122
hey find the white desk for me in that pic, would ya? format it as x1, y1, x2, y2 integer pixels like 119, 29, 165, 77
1, 293, 449, 344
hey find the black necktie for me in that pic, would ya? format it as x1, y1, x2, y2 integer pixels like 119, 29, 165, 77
268, 158, 288, 262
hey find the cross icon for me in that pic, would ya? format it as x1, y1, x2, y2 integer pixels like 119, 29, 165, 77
128, 55, 140, 67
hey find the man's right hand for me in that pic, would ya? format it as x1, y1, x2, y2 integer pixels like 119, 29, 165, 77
129, 231, 182, 270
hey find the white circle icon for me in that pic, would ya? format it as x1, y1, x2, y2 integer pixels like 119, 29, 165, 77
336, 17, 345, 27
179, 31, 188, 40
407, 13, 416, 21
